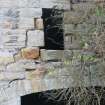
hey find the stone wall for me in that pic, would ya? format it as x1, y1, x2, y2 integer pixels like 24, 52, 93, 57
0, 0, 70, 105
0, 0, 105, 105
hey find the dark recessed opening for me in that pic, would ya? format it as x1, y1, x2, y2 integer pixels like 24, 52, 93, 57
21, 89, 66, 105
41, 8, 64, 50
21, 87, 105, 105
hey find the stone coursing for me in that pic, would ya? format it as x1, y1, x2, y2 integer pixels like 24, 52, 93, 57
0, 0, 70, 105
0, 0, 104, 105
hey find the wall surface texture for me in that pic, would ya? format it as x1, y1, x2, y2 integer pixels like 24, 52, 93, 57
0, 0, 105, 105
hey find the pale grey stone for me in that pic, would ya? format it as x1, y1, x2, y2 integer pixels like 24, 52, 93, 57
27, 30, 44, 47
41, 0, 70, 9
0, 97, 20, 105
73, 2, 95, 11
17, 59, 37, 69
0, 49, 14, 66
22, 80, 32, 95
0, 0, 18, 7
18, 18, 34, 29
19, 0, 40, 8
7, 59, 37, 71
0, 17, 18, 29
41, 49, 64, 61
0, 72, 25, 80
0, 8, 19, 18
19, 8, 42, 18
6, 62, 25, 72
0, 29, 26, 49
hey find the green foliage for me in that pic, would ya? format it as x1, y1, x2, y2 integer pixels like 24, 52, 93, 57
96, 6, 104, 16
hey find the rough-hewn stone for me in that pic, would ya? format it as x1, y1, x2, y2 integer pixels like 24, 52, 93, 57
26, 68, 46, 80
0, 0, 18, 7
0, 1, 105, 105
19, 0, 40, 8
0, 50, 14, 65
41, 49, 64, 61
27, 30, 44, 47
18, 18, 34, 29
35, 18, 43, 30
21, 47, 40, 59
19, 8, 42, 18
0, 29, 26, 49
0, 17, 18, 29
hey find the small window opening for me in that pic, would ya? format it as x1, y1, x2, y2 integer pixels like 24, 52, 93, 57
41, 8, 64, 50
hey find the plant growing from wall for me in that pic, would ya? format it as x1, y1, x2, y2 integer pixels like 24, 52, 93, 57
43, 2, 105, 105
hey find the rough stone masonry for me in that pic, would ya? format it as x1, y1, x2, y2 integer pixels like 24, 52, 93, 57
0, 0, 104, 105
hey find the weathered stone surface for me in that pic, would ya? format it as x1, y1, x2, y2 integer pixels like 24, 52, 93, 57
27, 30, 44, 47
0, 0, 18, 7
7, 59, 37, 71
17, 59, 37, 69
0, 17, 18, 29
19, 0, 40, 8
26, 69, 46, 80
64, 23, 95, 35
0, 8, 19, 18
0, 95, 20, 105
0, 72, 25, 80
35, 18, 44, 30
73, 2, 95, 9
21, 47, 39, 59
64, 24, 74, 34
41, 0, 70, 9
18, 18, 34, 29
14, 51, 22, 61
19, 8, 42, 18
63, 50, 79, 61
0, 29, 26, 49
0, 1, 104, 105
0, 50, 14, 65
22, 80, 33, 95
64, 11, 85, 24
64, 34, 81, 49
41, 49, 64, 61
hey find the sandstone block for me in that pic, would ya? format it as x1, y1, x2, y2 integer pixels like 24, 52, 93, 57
21, 47, 39, 59
27, 30, 44, 47
18, 18, 34, 29
19, 8, 42, 18
0, 72, 25, 81
14, 51, 22, 61
0, 97, 20, 105
26, 68, 46, 80
35, 18, 43, 30
41, 0, 70, 9
31, 79, 42, 92
0, 29, 26, 49
7, 59, 37, 72
41, 49, 64, 61
19, 0, 40, 8
22, 80, 32, 94
6, 61, 25, 72
0, 17, 18, 29
0, 0, 18, 7
0, 8, 19, 18
0, 50, 14, 65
